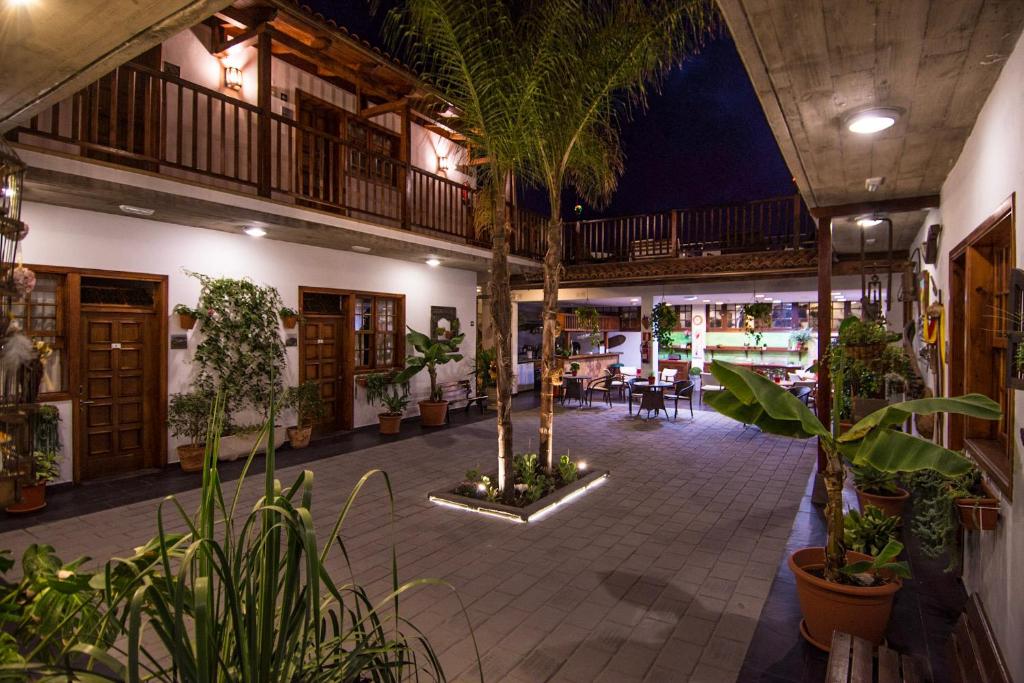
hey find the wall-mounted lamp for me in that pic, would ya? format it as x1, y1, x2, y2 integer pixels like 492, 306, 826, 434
437, 155, 450, 172
224, 66, 243, 91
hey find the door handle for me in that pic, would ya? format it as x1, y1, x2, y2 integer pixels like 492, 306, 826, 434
80, 400, 95, 406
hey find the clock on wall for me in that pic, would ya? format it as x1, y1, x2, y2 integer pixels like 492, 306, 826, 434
692, 314, 704, 326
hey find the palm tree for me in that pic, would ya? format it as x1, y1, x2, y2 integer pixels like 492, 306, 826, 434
385, 0, 535, 496
525, 0, 715, 470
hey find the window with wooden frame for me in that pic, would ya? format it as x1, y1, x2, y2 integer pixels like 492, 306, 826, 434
950, 199, 1015, 497
353, 294, 404, 372
346, 119, 399, 186
9, 272, 68, 397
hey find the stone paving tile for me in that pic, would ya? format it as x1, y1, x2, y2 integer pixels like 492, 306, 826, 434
0, 403, 814, 682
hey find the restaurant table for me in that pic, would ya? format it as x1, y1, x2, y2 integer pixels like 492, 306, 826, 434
561, 375, 592, 408
628, 380, 675, 418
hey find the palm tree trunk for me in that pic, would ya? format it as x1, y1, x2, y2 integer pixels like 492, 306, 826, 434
489, 182, 515, 496
822, 449, 846, 582
539, 190, 563, 472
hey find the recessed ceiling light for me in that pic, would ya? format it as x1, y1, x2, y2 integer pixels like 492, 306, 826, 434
119, 204, 155, 216
856, 216, 883, 228
684, 295, 698, 301
244, 226, 266, 237
846, 108, 900, 134
765, 297, 773, 302
702, 299, 711, 303
865, 237, 877, 245
715, 301, 724, 305
754, 294, 764, 298
351, 245, 371, 253
425, 258, 441, 267
629, 298, 640, 303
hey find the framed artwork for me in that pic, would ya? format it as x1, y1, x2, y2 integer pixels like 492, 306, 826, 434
430, 306, 458, 341
1007, 269, 1024, 390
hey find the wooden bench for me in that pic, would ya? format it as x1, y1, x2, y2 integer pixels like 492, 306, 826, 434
947, 594, 1012, 683
438, 380, 487, 423
827, 631, 923, 683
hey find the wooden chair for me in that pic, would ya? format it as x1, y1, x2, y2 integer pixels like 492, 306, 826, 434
699, 372, 722, 405
668, 379, 695, 419
586, 374, 614, 408
787, 385, 812, 405
660, 368, 678, 383
827, 631, 923, 683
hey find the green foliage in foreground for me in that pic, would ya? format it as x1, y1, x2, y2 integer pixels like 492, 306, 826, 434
2, 394, 472, 682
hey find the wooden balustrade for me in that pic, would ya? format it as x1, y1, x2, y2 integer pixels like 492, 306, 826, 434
409, 166, 474, 240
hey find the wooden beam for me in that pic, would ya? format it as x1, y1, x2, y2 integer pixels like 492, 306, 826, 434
256, 30, 272, 197
810, 194, 940, 219
424, 122, 467, 142
214, 6, 277, 29
213, 24, 265, 56
361, 98, 409, 119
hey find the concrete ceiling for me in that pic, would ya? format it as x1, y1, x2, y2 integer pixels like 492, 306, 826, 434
831, 209, 929, 254
718, 0, 1024, 209
0, 0, 232, 132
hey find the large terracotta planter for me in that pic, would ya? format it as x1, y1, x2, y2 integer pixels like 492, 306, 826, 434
957, 496, 999, 531
177, 444, 205, 472
378, 413, 402, 435
287, 425, 312, 449
418, 400, 448, 427
6, 482, 46, 513
855, 486, 910, 518
789, 547, 902, 651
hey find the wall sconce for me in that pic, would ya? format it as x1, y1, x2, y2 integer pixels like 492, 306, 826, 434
437, 155, 450, 172
224, 66, 243, 91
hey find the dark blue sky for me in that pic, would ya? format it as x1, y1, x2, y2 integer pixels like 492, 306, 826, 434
304, 1, 795, 219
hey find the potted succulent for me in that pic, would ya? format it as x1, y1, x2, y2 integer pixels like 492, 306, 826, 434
569, 361, 580, 376
173, 304, 198, 330
279, 306, 300, 330
283, 380, 325, 448
394, 320, 464, 427
852, 465, 910, 518
704, 359, 1000, 650
365, 372, 411, 435
168, 390, 211, 472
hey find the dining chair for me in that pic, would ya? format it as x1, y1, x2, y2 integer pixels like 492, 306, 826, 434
586, 373, 614, 408
787, 385, 812, 406
660, 368, 678, 383
699, 372, 722, 405
668, 379, 695, 419
792, 380, 817, 408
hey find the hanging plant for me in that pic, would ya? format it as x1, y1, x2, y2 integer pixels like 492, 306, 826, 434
742, 302, 773, 346
651, 302, 679, 349
573, 305, 602, 346
187, 271, 286, 422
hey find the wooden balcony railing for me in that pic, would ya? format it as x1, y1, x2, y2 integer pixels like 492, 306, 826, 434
12, 62, 547, 259
563, 195, 816, 264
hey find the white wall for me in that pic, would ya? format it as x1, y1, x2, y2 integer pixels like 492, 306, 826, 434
909, 29, 1024, 680
21, 202, 477, 482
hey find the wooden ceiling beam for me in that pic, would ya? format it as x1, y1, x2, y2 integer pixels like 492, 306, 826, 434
810, 194, 940, 219
361, 99, 408, 118
215, 6, 277, 29
213, 24, 265, 56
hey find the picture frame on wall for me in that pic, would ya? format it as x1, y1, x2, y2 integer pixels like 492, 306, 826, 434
1007, 269, 1024, 391
430, 306, 458, 342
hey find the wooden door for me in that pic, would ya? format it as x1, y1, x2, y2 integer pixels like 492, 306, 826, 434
302, 317, 346, 431
79, 311, 158, 480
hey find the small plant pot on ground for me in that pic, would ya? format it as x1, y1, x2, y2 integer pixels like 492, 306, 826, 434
789, 547, 902, 651
287, 425, 313, 449
378, 413, 402, 435
5, 482, 46, 513
177, 444, 206, 472
856, 486, 910, 518
956, 494, 999, 531
418, 400, 448, 427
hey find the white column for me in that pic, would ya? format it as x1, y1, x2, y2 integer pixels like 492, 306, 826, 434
641, 293, 657, 377
510, 299, 519, 395
692, 304, 708, 371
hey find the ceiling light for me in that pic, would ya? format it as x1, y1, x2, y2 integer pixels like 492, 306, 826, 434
865, 177, 885, 192
754, 294, 764, 298
865, 237, 877, 245
684, 295, 698, 301
702, 299, 710, 303
119, 204, 155, 216
351, 245, 371, 253
244, 226, 266, 237
426, 258, 441, 267
856, 216, 883, 228
846, 108, 900, 135
715, 301, 723, 305
630, 298, 640, 303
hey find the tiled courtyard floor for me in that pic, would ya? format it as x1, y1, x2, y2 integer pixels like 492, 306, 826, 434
1, 402, 816, 682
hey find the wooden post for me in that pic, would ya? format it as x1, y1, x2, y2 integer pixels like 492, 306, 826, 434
400, 104, 411, 231
793, 194, 803, 249
670, 209, 679, 257
256, 30, 272, 198
816, 215, 832, 474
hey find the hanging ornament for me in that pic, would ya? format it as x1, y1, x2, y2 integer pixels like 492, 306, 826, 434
12, 265, 35, 299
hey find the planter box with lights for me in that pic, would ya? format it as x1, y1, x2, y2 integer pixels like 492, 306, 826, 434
428, 468, 609, 523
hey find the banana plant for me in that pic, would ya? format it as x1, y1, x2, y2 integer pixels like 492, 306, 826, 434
704, 359, 1000, 582
394, 323, 465, 402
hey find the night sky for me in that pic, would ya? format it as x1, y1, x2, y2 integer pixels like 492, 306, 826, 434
303, 1, 795, 219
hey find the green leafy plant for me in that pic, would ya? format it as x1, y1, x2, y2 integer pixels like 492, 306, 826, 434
557, 454, 578, 484
852, 465, 902, 495
167, 390, 213, 447
569, 361, 581, 374
283, 380, 326, 427
278, 306, 301, 323
465, 468, 481, 483
908, 467, 983, 568
30, 405, 61, 483
1015, 342, 1024, 373
838, 540, 911, 586
394, 322, 464, 402
705, 358, 1000, 582
172, 303, 198, 317
844, 505, 900, 557
31, 449, 60, 484
472, 346, 497, 391
688, 366, 702, 377
364, 372, 411, 415
837, 316, 898, 346
573, 305, 602, 346
742, 302, 773, 346
651, 302, 679, 349
790, 328, 813, 348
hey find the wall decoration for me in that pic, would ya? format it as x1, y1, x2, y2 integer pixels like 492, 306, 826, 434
430, 306, 457, 342
607, 334, 626, 349
1006, 268, 1024, 390
170, 334, 188, 350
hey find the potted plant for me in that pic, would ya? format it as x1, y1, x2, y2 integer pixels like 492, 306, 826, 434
6, 404, 61, 513
837, 316, 898, 361
844, 505, 900, 557
168, 390, 211, 472
279, 306, 300, 330
569, 361, 580, 376
365, 372, 411, 435
909, 467, 999, 568
647, 373, 656, 385
573, 305, 603, 347
704, 359, 1000, 650
283, 380, 325, 448
394, 321, 464, 427
790, 327, 813, 352
173, 304, 198, 330
852, 465, 910, 518
741, 302, 773, 347
651, 302, 679, 349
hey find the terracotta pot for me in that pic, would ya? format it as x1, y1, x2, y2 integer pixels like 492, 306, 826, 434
6, 482, 46, 513
648, 377, 656, 385
378, 413, 402, 435
178, 313, 197, 330
0, 479, 15, 508
956, 496, 999, 531
418, 400, 448, 427
287, 425, 312, 449
789, 547, 902, 651
281, 315, 298, 330
177, 443, 205, 472
855, 486, 910, 518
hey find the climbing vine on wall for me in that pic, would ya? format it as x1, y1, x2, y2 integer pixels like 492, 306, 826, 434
187, 271, 285, 420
